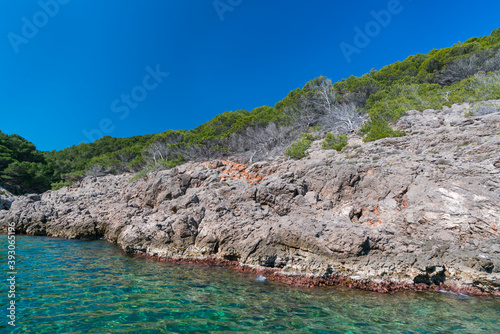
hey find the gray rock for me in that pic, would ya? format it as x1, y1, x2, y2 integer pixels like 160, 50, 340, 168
1, 101, 500, 292
0, 186, 15, 210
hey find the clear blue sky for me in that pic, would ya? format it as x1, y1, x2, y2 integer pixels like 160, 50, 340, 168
1, 0, 499, 151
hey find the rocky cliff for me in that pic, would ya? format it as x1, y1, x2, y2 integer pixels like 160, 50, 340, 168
1, 101, 500, 294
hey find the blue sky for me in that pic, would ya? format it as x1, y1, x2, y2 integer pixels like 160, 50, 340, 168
1, 0, 499, 151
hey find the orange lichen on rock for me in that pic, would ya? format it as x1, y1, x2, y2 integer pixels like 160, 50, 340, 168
491, 222, 499, 236
214, 160, 266, 184
362, 220, 383, 227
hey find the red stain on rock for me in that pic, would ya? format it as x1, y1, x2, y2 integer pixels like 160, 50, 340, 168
133, 253, 500, 296
207, 160, 268, 184
363, 220, 383, 227
491, 222, 499, 236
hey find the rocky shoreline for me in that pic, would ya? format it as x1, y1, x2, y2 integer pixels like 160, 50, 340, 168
1, 101, 500, 295
131, 253, 499, 296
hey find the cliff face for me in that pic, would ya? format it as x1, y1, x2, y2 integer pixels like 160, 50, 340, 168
1, 101, 500, 294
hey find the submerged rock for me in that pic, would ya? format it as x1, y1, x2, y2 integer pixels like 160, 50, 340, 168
1, 101, 500, 295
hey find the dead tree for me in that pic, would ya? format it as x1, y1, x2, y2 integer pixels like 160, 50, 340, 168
286, 77, 364, 134
437, 50, 500, 86
321, 102, 365, 134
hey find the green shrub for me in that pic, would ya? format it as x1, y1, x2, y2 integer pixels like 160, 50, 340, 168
51, 180, 70, 190
361, 118, 405, 142
286, 133, 315, 159
310, 125, 323, 133
321, 133, 348, 151
158, 158, 184, 169
301, 133, 316, 141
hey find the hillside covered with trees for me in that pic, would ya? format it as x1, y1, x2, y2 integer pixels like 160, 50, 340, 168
2, 28, 500, 194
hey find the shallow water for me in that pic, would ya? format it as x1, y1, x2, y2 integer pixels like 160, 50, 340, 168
1, 235, 499, 333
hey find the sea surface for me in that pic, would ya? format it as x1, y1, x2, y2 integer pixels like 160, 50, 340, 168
1, 235, 499, 333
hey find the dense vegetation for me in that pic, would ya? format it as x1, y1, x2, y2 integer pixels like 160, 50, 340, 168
0, 131, 53, 193
2, 28, 500, 194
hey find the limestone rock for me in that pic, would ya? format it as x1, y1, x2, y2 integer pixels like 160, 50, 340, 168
1, 101, 500, 293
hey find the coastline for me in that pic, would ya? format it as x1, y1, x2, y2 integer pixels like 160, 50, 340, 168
1, 102, 500, 298
135, 252, 500, 297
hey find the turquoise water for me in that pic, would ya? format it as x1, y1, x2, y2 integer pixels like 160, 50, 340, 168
1, 235, 499, 333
